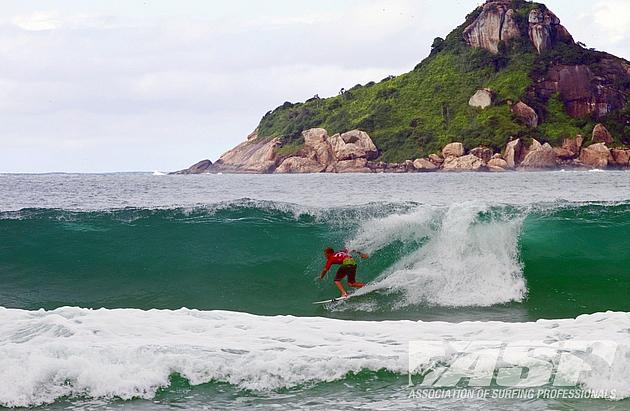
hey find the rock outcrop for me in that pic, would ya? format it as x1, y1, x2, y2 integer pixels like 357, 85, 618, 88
592, 123, 613, 145
170, 159, 213, 174
177, 129, 625, 174
487, 157, 508, 171
463, 1, 520, 54
503, 138, 524, 169
511, 101, 538, 127
413, 158, 438, 171
442, 142, 465, 158
442, 154, 485, 171
579, 143, 611, 168
212, 132, 281, 173
303, 128, 336, 166
335, 158, 372, 173
561, 135, 583, 157
275, 157, 326, 173
329, 130, 378, 160
428, 154, 444, 165
534, 60, 630, 119
527, 8, 570, 54
519, 140, 557, 169
469, 89, 494, 108
469, 147, 493, 163
463, 1, 572, 54
610, 149, 630, 167
208, 128, 379, 174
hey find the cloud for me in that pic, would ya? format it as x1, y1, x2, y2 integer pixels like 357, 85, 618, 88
592, 0, 630, 42
12, 11, 63, 31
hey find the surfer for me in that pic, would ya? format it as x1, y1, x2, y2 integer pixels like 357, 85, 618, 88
319, 247, 368, 298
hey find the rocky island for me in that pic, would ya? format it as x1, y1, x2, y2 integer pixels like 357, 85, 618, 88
174, 0, 630, 174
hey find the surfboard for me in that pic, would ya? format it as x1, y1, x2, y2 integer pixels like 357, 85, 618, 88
312, 295, 352, 305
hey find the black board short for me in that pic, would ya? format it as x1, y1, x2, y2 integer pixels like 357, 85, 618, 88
334, 264, 357, 282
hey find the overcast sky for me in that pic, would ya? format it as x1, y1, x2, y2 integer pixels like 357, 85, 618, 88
1, 0, 629, 172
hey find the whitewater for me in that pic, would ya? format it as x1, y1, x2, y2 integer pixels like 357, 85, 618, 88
1, 171, 629, 409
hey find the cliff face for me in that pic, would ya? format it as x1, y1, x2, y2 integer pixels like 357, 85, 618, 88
533, 59, 630, 119
177, 0, 630, 173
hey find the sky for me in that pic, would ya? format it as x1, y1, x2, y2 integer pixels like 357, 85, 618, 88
1, 0, 629, 172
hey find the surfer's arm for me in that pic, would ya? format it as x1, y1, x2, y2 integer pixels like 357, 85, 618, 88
319, 267, 329, 280
320, 260, 332, 280
350, 249, 369, 259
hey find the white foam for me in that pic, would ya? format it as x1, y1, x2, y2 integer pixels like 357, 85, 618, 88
0, 307, 629, 407
348, 202, 526, 306
346, 205, 439, 254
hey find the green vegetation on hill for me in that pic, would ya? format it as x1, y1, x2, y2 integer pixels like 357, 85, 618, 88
255, 1, 628, 162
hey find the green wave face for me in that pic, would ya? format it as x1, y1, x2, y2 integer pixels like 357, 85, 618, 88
520, 204, 630, 318
2, 202, 629, 321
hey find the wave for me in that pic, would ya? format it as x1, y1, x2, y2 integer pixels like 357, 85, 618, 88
1, 201, 630, 318
1, 307, 629, 407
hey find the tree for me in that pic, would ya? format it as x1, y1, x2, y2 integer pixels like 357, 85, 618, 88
431, 37, 445, 55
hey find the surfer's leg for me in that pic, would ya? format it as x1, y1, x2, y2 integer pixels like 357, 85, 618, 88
334, 267, 349, 297
334, 280, 348, 297
347, 267, 364, 288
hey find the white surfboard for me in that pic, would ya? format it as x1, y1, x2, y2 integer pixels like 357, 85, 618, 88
312, 295, 352, 305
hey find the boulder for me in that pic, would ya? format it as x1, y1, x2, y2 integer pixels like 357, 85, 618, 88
610, 149, 630, 167
335, 158, 372, 173
561, 135, 583, 157
367, 161, 388, 173
383, 163, 408, 173
303, 128, 336, 165
469, 147, 493, 163
275, 157, 326, 173
579, 143, 611, 168
503, 138, 524, 169
442, 154, 485, 171
511, 101, 539, 127
553, 147, 575, 160
469, 89, 494, 109
428, 154, 444, 164
413, 158, 438, 171
520, 141, 557, 168
487, 157, 509, 172
329, 130, 378, 160
212, 137, 281, 173
442, 142, 465, 158
592, 123, 613, 145
170, 159, 213, 174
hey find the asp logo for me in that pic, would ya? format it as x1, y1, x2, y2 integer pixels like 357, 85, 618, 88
408, 340, 618, 388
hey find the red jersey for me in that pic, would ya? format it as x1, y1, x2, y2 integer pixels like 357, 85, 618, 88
324, 250, 356, 271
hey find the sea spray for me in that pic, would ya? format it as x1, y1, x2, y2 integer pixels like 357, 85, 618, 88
349, 202, 526, 307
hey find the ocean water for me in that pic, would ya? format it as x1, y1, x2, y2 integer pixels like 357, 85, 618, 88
1, 171, 630, 409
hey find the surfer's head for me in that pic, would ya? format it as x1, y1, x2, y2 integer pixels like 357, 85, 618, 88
324, 247, 334, 257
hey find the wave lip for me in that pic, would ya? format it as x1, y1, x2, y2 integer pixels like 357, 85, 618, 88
1, 307, 630, 407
